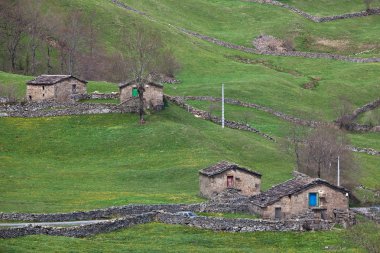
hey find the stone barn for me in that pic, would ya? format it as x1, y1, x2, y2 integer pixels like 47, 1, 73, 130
119, 80, 164, 111
199, 161, 262, 199
26, 75, 87, 102
249, 173, 349, 220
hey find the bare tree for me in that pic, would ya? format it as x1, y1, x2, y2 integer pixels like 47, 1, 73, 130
121, 25, 179, 123
364, 0, 380, 11
281, 125, 307, 170
23, 0, 45, 75
298, 126, 358, 189
0, 1, 27, 72
334, 96, 354, 129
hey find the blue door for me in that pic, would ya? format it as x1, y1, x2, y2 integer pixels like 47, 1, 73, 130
309, 193, 317, 207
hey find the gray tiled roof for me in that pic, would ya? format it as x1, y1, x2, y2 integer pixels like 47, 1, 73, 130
250, 175, 349, 207
199, 161, 262, 178
119, 80, 163, 89
27, 75, 87, 85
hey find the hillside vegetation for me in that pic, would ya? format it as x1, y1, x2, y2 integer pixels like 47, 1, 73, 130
0, 0, 379, 251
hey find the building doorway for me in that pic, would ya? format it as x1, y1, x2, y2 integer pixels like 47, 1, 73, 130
227, 176, 234, 188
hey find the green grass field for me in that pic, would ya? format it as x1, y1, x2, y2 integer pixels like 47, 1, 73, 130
0, 0, 379, 251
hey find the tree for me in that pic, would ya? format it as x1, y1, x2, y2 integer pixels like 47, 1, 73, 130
297, 126, 358, 189
364, 0, 380, 11
0, 1, 27, 72
22, 0, 45, 75
121, 25, 179, 123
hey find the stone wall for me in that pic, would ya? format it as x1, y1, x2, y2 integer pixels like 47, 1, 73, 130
183, 96, 326, 128
0, 213, 156, 239
180, 29, 380, 63
165, 95, 276, 141
156, 212, 334, 232
0, 204, 202, 222
200, 170, 261, 199
246, 0, 380, 23
0, 101, 128, 117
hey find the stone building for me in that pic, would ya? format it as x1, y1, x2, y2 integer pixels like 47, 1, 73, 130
26, 75, 87, 102
199, 161, 262, 199
119, 80, 164, 111
249, 173, 349, 220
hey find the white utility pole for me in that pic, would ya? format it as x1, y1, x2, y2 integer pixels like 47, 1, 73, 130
337, 156, 340, 187
222, 83, 225, 128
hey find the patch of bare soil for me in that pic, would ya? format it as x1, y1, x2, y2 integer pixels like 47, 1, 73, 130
252, 34, 294, 52
315, 38, 349, 50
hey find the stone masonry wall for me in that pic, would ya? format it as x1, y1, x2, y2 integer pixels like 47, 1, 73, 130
246, 0, 380, 23
156, 213, 334, 232
0, 213, 156, 239
165, 95, 276, 141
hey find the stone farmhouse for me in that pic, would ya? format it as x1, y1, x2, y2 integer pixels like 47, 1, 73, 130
119, 80, 164, 111
26, 75, 87, 102
199, 161, 262, 199
249, 173, 350, 220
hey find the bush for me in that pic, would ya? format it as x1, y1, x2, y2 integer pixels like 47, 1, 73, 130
0, 83, 18, 103
346, 220, 380, 253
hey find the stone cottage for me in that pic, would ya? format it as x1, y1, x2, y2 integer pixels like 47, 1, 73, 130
199, 161, 262, 199
249, 173, 349, 220
119, 80, 164, 111
26, 75, 87, 102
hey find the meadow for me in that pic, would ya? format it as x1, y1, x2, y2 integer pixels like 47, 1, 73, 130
0, 0, 379, 251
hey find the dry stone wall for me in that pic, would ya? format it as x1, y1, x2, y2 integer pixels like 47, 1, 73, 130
165, 95, 276, 141
245, 0, 380, 23
156, 213, 333, 232
0, 213, 156, 239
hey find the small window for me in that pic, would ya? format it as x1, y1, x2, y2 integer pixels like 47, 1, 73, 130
29, 95, 32, 101
42, 86, 45, 90
275, 207, 281, 220
72, 84, 77, 94
309, 193, 318, 207
132, 87, 138, 97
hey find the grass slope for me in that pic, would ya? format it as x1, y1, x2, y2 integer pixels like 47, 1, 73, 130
0, 105, 294, 213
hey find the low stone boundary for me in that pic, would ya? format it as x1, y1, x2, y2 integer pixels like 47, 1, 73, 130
180, 29, 380, 63
165, 95, 276, 141
0, 204, 202, 222
183, 96, 326, 128
245, 0, 380, 23
157, 213, 333, 232
0, 212, 337, 239
0, 213, 156, 239
77, 92, 119, 100
351, 207, 380, 223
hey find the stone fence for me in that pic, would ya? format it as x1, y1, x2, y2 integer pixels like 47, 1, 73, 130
165, 95, 276, 141
183, 95, 326, 128
0, 212, 156, 239
156, 212, 334, 232
180, 29, 380, 63
74, 92, 120, 100
246, 0, 380, 23
0, 101, 127, 117
0, 212, 338, 239
0, 204, 202, 222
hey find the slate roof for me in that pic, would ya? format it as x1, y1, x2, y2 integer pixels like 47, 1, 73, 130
27, 75, 87, 85
199, 161, 262, 178
119, 80, 163, 89
250, 175, 349, 207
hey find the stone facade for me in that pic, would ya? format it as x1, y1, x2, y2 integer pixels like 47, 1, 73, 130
199, 161, 262, 199
119, 81, 164, 111
26, 75, 87, 103
250, 175, 349, 220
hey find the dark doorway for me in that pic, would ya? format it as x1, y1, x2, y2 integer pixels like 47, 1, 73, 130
275, 207, 282, 220
227, 176, 234, 188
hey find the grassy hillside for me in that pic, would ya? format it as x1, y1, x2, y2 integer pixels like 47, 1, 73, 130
0, 105, 295, 213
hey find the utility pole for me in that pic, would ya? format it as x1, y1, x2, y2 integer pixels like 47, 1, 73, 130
222, 83, 225, 128
337, 156, 340, 187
